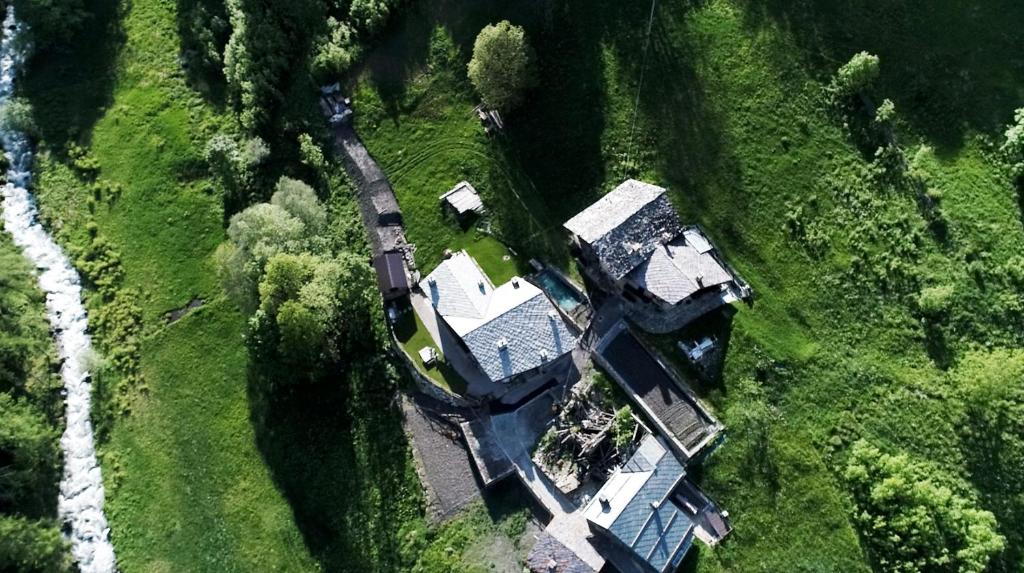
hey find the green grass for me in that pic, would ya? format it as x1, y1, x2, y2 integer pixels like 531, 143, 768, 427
24, 0, 321, 570
393, 309, 468, 395
356, 0, 1024, 571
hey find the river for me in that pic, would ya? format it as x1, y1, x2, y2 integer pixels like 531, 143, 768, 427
0, 6, 117, 573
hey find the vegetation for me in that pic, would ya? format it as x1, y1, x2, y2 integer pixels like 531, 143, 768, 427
844, 440, 1004, 573
0, 233, 68, 569
833, 51, 881, 97
467, 21, 536, 112
9, 0, 1024, 572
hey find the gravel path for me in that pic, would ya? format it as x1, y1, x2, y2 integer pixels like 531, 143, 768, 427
400, 393, 483, 521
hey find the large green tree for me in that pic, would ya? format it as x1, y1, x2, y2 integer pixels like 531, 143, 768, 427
844, 440, 1005, 573
0, 394, 60, 518
467, 20, 536, 112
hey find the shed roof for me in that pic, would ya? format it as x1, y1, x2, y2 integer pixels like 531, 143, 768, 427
627, 228, 735, 305
583, 435, 694, 573
420, 251, 577, 383
441, 181, 485, 215
372, 251, 409, 294
563, 180, 684, 280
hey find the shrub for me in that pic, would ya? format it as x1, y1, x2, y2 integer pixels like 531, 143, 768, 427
310, 17, 361, 84
1000, 108, 1024, 178
0, 98, 38, 139
297, 133, 326, 171
0, 515, 72, 573
834, 51, 880, 97
917, 284, 954, 318
875, 98, 896, 124
467, 21, 536, 112
844, 440, 1005, 573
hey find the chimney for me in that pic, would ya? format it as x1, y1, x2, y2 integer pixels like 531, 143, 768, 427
478, 279, 486, 292
696, 274, 704, 288
599, 495, 611, 510
511, 277, 520, 288
497, 338, 508, 350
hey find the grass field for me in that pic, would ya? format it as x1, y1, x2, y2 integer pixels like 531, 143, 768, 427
355, 0, 1024, 571
14, 0, 1024, 571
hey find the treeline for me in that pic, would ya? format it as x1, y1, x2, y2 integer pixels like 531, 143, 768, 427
179, 0, 407, 136
0, 235, 72, 572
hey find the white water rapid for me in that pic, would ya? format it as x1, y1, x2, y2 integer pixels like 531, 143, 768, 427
0, 7, 117, 573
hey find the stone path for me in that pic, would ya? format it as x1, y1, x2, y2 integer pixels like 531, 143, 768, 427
400, 393, 482, 522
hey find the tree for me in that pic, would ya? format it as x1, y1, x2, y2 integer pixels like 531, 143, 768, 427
13, 0, 86, 48
844, 440, 1005, 573
271, 176, 326, 235
311, 17, 361, 84
0, 394, 60, 517
251, 252, 379, 375
1001, 108, 1024, 179
834, 51, 880, 97
0, 516, 71, 573
204, 133, 270, 203
467, 21, 536, 112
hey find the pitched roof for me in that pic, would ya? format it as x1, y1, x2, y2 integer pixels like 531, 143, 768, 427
440, 181, 485, 215
420, 251, 577, 383
372, 251, 409, 293
563, 180, 684, 280
583, 435, 695, 573
627, 228, 735, 305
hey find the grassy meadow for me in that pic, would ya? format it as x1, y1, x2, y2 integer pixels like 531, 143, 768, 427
354, 0, 1024, 571
11, 0, 1024, 571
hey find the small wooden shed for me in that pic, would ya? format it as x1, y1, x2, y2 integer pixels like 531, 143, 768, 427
440, 181, 485, 223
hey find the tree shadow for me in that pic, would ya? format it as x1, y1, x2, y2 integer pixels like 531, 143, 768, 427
174, 0, 230, 107
21, 0, 124, 149
962, 410, 1024, 573
248, 357, 417, 572
734, 0, 1024, 152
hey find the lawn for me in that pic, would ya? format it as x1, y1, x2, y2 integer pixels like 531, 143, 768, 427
355, 0, 1024, 571
393, 308, 468, 395
24, 0, 323, 570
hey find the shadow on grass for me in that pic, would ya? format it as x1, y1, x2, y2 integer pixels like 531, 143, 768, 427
21, 0, 124, 148
248, 358, 420, 572
734, 0, 1024, 151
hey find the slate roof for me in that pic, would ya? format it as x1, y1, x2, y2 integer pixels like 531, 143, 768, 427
584, 435, 695, 573
372, 251, 409, 294
421, 251, 577, 383
441, 181, 485, 216
563, 180, 684, 280
627, 228, 735, 305
526, 532, 597, 573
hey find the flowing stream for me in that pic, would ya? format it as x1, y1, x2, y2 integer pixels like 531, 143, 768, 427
0, 7, 117, 573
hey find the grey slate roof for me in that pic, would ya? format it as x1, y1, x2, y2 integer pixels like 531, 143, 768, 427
526, 532, 597, 573
420, 251, 577, 383
462, 290, 576, 383
585, 435, 694, 573
627, 227, 734, 305
563, 180, 683, 280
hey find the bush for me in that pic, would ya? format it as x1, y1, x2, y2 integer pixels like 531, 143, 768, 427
467, 21, 536, 112
0, 516, 72, 573
311, 17, 361, 84
1000, 108, 1024, 178
875, 98, 896, 124
12, 0, 86, 49
834, 51, 880, 97
844, 440, 1005, 573
0, 98, 38, 139
917, 284, 954, 318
